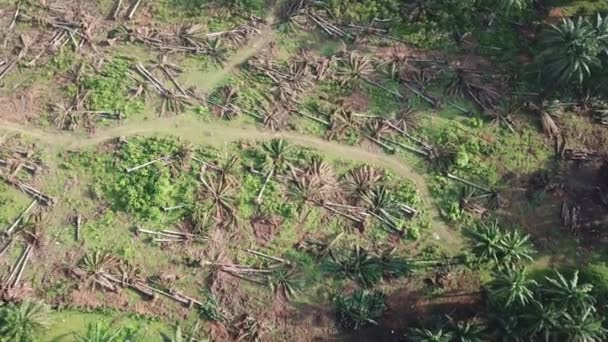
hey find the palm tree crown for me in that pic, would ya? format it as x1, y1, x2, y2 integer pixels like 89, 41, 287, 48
0, 302, 51, 342
540, 16, 604, 85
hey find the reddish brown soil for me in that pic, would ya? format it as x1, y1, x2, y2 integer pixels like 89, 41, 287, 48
0, 85, 46, 123
342, 91, 370, 112
251, 215, 282, 246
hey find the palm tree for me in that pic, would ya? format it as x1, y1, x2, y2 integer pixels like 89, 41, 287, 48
335, 289, 386, 330
362, 185, 401, 232
498, 230, 535, 268
337, 52, 374, 88
499, 0, 533, 11
289, 158, 337, 204
261, 138, 296, 174
262, 105, 288, 131
408, 328, 453, 342
492, 315, 527, 342
212, 85, 240, 120
78, 251, 119, 291
213, 150, 240, 185
329, 244, 384, 287
540, 17, 602, 85
326, 107, 361, 141
198, 173, 237, 227
256, 139, 295, 204
268, 266, 302, 301
206, 39, 228, 66
342, 165, 383, 201
561, 307, 606, 342
75, 321, 123, 342
543, 271, 595, 311
521, 301, 564, 342
490, 268, 538, 307
465, 221, 503, 264
446, 320, 487, 342
465, 222, 534, 268
0, 301, 50, 342
174, 142, 194, 173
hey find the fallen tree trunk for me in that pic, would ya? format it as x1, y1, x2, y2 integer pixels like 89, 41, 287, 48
4, 200, 37, 236
446, 173, 492, 194
127, 0, 142, 20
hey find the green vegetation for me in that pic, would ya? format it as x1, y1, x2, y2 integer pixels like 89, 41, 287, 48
335, 289, 386, 330
1, 0, 608, 340
0, 302, 50, 342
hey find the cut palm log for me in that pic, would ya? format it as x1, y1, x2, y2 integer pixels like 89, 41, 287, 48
126, 0, 142, 20
379, 136, 428, 156
126, 155, 172, 173
255, 168, 274, 205
245, 249, 291, 265
365, 135, 395, 152
446, 173, 493, 194
11, 180, 55, 206
4, 200, 36, 236
112, 0, 123, 20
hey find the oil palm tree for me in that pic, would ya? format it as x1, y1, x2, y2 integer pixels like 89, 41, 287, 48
78, 251, 119, 291
335, 289, 386, 330
289, 158, 337, 204
337, 52, 374, 88
255, 139, 296, 204
446, 320, 487, 342
499, 0, 534, 11
561, 307, 606, 342
498, 230, 535, 268
212, 85, 240, 120
206, 39, 228, 66
198, 173, 237, 227
268, 266, 302, 301
213, 151, 241, 185
490, 268, 538, 307
521, 301, 564, 342
75, 321, 123, 342
361, 185, 401, 232
0, 301, 50, 342
342, 165, 383, 201
329, 244, 384, 287
465, 221, 503, 264
326, 107, 361, 141
408, 328, 453, 342
543, 271, 595, 311
492, 315, 527, 342
540, 17, 602, 85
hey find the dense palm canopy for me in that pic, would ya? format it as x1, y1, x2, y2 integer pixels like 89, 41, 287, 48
0, 302, 50, 342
